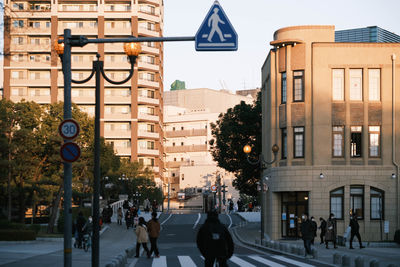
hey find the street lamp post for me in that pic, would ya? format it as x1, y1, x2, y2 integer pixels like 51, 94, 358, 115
55, 31, 141, 267
243, 144, 279, 242
134, 191, 141, 207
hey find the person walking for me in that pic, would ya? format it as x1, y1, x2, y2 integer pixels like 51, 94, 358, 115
300, 213, 314, 259
152, 200, 158, 213
310, 216, 318, 245
319, 217, 327, 244
143, 198, 151, 213
117, 207, 123, 225
135, 217, 151, 258
76, 211, 86, 249
147, 212, 160, 258
349, 215, 365, 249
125, 209, 132, 229
325, 213, 337, 249
196, 210, 234, 267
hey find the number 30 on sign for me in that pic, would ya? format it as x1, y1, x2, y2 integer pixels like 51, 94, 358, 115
59, 119, 80, 140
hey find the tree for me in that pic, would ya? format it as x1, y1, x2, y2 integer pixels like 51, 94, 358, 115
209, 93, 262, 196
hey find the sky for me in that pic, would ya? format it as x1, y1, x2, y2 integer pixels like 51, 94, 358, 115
163, 0, 400, 91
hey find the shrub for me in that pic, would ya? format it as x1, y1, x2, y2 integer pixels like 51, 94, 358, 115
0, 230, 36, 241
394, 229, 400, 244
0, 219, 26, 230
57, 207, 92, 234
28, 224, 41, 234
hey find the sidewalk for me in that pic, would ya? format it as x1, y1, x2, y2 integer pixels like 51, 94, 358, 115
233, 213, 400, 267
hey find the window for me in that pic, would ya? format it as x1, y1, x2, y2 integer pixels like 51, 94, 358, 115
281, 128, 287, 159
351, 126, 362, 157
369, 126, 380, 157
181, 142, 184, 146
370, 187, 384, 220
332, 126, 344, 157
13, 37, 24, 45
293, 127, 304, 158
13, 3, 24, 10
46, 22, 51, 28
330, 187, 344, 219
349, 69, 363, 101
369, 69, 380, 101
332, 69, 344, 101
350, 186, 364, 219
281, 72, 286, 104
13, 20, 24, 28
293, 71, 304, 102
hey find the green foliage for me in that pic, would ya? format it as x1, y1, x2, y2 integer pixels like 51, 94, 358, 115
209, 93, 262, 196
57, 207, 92, 234
0, 230, 36, 241
28, 224, 41, 234
0, 219, 26, 230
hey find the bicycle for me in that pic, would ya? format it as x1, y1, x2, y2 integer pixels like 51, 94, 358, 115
82, 233, 92, 252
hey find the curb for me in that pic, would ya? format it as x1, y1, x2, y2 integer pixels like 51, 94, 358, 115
232, 226, 336, 267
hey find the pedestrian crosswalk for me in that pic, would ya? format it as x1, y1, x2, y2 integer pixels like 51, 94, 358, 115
130, 254, 317, 267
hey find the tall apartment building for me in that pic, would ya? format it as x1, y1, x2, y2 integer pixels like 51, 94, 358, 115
262, 25, 400, 241
3, 0, 164, 183
164, 88, 256, 198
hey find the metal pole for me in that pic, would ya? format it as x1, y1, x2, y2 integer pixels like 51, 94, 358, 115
260, 173, 265, 242
92, 59, 102, 267
63, 28, 72, 267
217, 174, 222, 213
167, 181, 170, 213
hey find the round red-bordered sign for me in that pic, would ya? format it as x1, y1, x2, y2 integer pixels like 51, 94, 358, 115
211, 185, 217, 192
60, 142, 81, 163
59, 119, 80, 140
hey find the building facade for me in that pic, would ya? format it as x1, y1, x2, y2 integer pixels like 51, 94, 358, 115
3, 0, 164, 183
262, 25, 400, 241
335, 26, 400, 43
164, 88, 255, 199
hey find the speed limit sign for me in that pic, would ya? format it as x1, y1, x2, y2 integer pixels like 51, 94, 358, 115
59, 119, 80, 140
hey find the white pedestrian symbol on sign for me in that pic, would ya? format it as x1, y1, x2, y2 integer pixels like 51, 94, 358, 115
207, 8, 225, 42
195, 1, 238, 51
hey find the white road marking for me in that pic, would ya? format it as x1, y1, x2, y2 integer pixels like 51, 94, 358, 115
227, 214, 233, 228
230, 255, 256, 267
193, 213, 201, 229
272, 255, 316, 267
160, 214, 173, 225
249, 255, 286, 267
152, 255, 167, 267
200, 255, 204, 260
178, 256, 196, 267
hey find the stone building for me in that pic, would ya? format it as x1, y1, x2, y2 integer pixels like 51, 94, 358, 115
261, 25, 400, 241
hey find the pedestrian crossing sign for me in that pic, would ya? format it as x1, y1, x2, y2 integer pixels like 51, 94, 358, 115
195, 1, 238, 51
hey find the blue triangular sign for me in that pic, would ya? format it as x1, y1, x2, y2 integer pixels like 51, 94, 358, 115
195, 1, 238, 51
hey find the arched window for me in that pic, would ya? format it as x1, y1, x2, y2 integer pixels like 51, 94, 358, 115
350, 186, 364, 219
370, 187, 384, 220
330, 187, 344, 220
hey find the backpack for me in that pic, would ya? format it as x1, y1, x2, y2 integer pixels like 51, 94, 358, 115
206, 223, 229, 258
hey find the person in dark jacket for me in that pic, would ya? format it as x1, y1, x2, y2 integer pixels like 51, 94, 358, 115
349, 216, 365, 249
325, 213, 337, 249
310, 216, 318, 245
76, 211, 86, 249
319, 217, 327, 244
196, 210, 234, 267
147, 212, 161, 258
300, 213, 314, 258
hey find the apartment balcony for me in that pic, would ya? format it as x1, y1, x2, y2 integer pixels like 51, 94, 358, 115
138, 113, 159, 122
11, 95, 51, 104
138, 96, 159, 105
26, 27, 51, 35
104, 95, 131, 104
57, 27, 98, 36
138, 12, 160, 23
70, 61, 97, 70
165, 144, 207, 153
11, 78, 51, 87
58, 77, 96, 86
138, 79, 159, 88
165, 161, 188, 168
138, 62, 159, 71
57, 13, 98, 20
104, 130, 131, 138
103, 61, 131, 70
104, 112, 131, 120
104, 27, 131, 36
10, 62, 51, 69
10, 43, 51, 53
71, 95, 95, 104
141, 45, 159, 54
104, 43, 125, 53
165, 129, 207, 138
114, 147, 131, 156
137, 147, 159, 156
70, 43, 98, 53
138, 0, 160, 6
148, 166, 159, 173
138, 28, 160, 37
138, 130, 159, 139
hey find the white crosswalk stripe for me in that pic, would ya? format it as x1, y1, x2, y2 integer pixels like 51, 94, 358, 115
230, 255, 257, 267
248, 255, 286, 267
151, 255, 167, 267
178, 256, 196, 267
272, 255, 316, 267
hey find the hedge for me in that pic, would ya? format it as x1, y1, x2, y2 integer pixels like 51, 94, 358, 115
0, 230, 36, 241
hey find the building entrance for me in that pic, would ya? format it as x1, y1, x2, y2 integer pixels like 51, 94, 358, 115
281, 191, 309, 238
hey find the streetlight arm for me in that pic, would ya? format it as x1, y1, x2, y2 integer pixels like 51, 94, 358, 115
71, 69, 95, 84
100, 56, 136, 85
